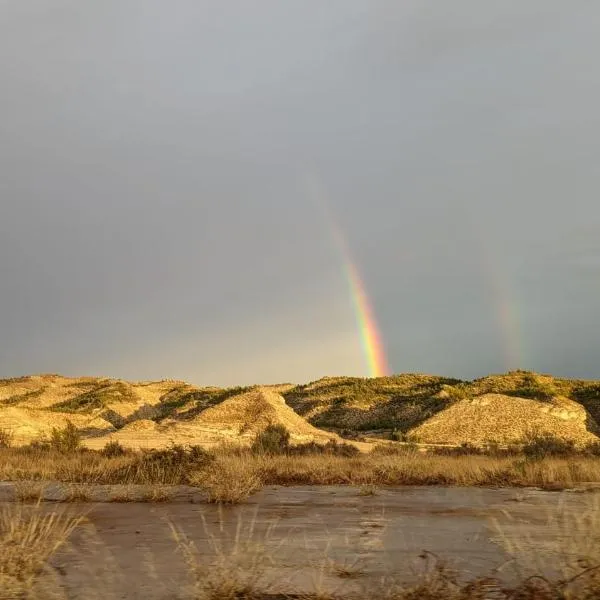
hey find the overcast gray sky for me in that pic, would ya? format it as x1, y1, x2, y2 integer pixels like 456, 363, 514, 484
1, 1, 600, 385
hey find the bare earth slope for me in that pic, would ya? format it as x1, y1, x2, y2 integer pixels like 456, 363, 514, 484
410, 393, 599, 446
90, 387, 340, 450
1, 371, 599, 449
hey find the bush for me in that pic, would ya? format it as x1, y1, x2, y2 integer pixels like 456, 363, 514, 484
288, 439, 360, 457
585, 441, 600, 456
371, 443, 418, 456
50, 421, 81, 454
100, 440, 127, 458
0, 428, 13, 449
252, 424, 290, 455
522, 433, 577, 459
115, 444, 215, 485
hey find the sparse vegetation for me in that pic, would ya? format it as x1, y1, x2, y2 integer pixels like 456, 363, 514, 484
2, 440, 600, 491
251, 423, 290, 455
193, 455, 264, 504
49, 381, 137, 413
522, 432, 577, 459
13, 481, 46, 503
50, 420, 81, 453
62, 484, 93, 503
0, 503, 82, 598
0, 428, 13, 448
100, 439, 127, 457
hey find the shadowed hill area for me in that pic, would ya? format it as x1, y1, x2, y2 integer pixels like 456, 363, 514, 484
0, 371, 599, 448
89, 387, 341, 450
283, 374, 462, 433
283, 371, 600, 441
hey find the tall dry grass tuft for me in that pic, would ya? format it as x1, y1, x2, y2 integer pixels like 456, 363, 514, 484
0, 503, 83, 599
13, 481, 47, 504
0, 428, 14, 449
493, 495, 600, 598
192, 455, 263, 504
170, 508, 277, 599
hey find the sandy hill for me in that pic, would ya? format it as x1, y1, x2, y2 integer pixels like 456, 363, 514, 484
410, 393, 599, 446
283, 374, 462, 432
91, 387, 340, 450
2, 371, 600, 449
283, 372, 600, 442
0, 374, 191, 444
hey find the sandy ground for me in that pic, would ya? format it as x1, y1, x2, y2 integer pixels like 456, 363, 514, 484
3, 485, 600, 599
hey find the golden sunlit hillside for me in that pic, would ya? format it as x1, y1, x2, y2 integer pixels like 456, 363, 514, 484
1, 371, 599, 449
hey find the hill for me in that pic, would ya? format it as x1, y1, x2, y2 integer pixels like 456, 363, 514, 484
410, 393, 598, 446
283, 371, 600, 440
1, 371, 599, 449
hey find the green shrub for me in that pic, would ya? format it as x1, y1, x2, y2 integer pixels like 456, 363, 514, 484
100, 440, 127, 458
288, 439, 360, 457
585, 441, 600, 456
116, 444, 215, 485
50, 421, 81, 454
522, 433, 577, 459
252, 424, 291, 455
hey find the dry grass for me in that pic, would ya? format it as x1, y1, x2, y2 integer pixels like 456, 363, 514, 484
140, 486, 172, 503
0, 444, 212, 485
3, 446, 600, 497
357, 484, 378, 497
195, 450, 600, 491
192, 456, 264, 504
13, 481, 47, 503
0, 503, 83, 599
493, 495, 600, 592
170, 508, 277, 599
62, 484, 93, 503
109, 486, 137, 503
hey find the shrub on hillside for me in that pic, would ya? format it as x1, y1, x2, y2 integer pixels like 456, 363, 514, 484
100, 440, 127, 457
50, 421, 81, 454
522, 433, 577, 459
288, 439, 360, 457
585, 441, 600, 457
371, 443, 419, 456
252, 424, 291, 454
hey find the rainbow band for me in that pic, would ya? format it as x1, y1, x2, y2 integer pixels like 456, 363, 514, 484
305, 173, 391, 378
344, 261, 391, 378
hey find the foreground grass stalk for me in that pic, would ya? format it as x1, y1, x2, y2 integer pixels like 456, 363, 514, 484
0, 503, 83, 598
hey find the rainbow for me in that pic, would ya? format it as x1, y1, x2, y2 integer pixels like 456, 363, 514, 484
342, 259, 391, 378
454, 199, 525, 371
304, 173, 391, 378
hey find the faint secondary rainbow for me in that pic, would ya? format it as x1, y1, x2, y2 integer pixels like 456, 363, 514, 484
456, 200, 525, 371
304, 174, 391, 378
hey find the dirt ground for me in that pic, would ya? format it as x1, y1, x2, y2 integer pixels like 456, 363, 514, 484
3, 485, 600, 599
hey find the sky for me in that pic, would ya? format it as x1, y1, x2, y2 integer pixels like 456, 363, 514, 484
1, 1, 600, 385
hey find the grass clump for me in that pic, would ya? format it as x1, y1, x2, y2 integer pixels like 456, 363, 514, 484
62, 484, 93, 503
170, 511, 273, 599
0, 428, 13, 449
0, 503, 82, 598
288, 439, 360, 457
194, 457, 264, 504
13, 482, 46, 504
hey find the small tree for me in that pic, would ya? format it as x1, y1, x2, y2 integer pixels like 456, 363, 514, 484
50, 421, 81, 453
252, 424, 290, 454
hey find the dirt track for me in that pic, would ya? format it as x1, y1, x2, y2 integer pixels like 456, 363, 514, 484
4, 485, 598, 599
